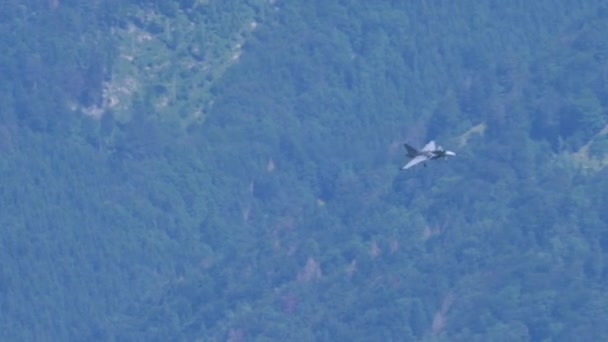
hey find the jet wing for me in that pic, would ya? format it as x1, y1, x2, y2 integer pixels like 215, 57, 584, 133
401, 155, 429, 170
420, 140, 437, 152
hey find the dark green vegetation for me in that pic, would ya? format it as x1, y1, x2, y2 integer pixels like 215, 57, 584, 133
1, 0, 608, 340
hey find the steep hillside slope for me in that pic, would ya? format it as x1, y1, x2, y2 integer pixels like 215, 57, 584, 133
1, 1, 608, 341
112, 1, 608, 340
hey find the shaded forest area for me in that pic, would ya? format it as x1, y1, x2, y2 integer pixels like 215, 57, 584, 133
1, 0, 608, 340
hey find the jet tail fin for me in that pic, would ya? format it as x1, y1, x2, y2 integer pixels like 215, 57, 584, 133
404, 143, 418, 158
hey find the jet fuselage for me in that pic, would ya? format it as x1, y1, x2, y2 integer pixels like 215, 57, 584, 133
401, 141, 456, 169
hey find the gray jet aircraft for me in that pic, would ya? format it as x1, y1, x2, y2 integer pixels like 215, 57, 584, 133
401, 140, 456, 170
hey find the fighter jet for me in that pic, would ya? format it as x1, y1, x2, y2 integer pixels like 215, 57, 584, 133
401, 140, 456, 170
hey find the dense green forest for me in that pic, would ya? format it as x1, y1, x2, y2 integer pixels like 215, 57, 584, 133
1, 0, 608, 340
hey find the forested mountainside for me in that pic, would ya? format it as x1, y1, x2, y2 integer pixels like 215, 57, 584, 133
1, 0, 608, 340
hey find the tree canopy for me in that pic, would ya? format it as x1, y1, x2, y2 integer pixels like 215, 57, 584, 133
1, 0, 608, 340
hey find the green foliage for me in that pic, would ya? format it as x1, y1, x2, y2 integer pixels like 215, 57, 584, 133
2, 0, 608, 341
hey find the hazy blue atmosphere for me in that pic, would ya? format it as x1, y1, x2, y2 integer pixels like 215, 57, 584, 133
1, 1, 608, 340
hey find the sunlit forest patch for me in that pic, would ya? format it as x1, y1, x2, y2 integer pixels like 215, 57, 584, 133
572, 123, 608, 169
105, 1, 268, 126
457, 122, 486, 147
